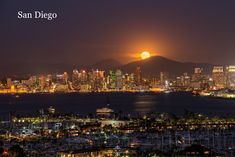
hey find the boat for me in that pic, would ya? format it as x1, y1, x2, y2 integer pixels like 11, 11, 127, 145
96, 96, 114, 115
96, 107, 114, 115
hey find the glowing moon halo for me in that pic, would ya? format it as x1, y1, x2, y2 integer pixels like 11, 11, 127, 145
140, 51, 151, 60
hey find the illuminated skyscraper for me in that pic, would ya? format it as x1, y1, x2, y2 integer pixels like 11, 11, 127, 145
108, 70, 116, 89
191, 68, 203, 82
115, 69, 122, 90
72, 69, 79, 82
63, 72, 69, 84
90, 70, 105, 91
182, 73, 190, 87
7, 78, 12, 88
225, 65, 235, 88
40, 75, 45, 91
176, 76, 182, 87
134, 66, 142, 85
46, 74, 52, 88
72, 69, 79, 88
56, 74, 64, 84
212, 66, 224, 89
160, 72, 169, 85
79, 70, 88, 83
190, 68, 205, 89
176, 73, 190, 88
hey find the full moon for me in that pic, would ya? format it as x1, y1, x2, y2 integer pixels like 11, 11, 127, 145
140, 51, 151, 60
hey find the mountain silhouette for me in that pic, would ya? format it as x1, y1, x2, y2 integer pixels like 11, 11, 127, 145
120, 56, 214, 78
0, 56, 215, 79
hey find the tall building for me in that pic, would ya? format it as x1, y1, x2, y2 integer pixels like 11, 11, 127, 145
176, 73, 190, 88
225, 65, 235, 88
39, 75, 45, 91
108, 70, 116, 89
160, 72, 169, 86
191, 68, 203, 82
182, 73, 191, 87
115, 69, 123, 90
56, 74, 65, 84
79, 70, 88, 83
212, 66, 224, 89
72, 69, 79, 89
176, 76, 182, 87
134, 66, 142, 85
7, 78, 12, 88
63, 72, 69, 84
190, 68, 205, 90
72, 69, 79, 81
90, 70, 105, 91
181, 73, 190, 87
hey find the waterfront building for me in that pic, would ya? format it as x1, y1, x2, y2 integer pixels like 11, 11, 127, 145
80, 84, 90, 92
190, 68, 206, 90
176, 73, 190, 88
225, 65, 235, 89
115, 69, 123, 90
63, 72, 69, 84
182, 73, 191, 87
108, 70, 116, 89
191, 68, 204, 82
176, 76, 182, 87
212, 66, 225, 89
89, 70, 105, 91
160, 72, 169, 86
134, 66, 142, 86
79, 70, 88, 83
56, 74, 65, 84
72, 69, 79, 88
6, 78, 12, 88
39, 75, 45, 91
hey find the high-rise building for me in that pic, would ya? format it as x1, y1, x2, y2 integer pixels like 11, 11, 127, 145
63, 72, 69, 84
56, 74, 64, 84
40, 75, 45, 91
212, 66, 224, 89
160, 72, 169, 86
72, 69, 79, 81
191, 68, 203, 82
7, 78, 12, 88
176, 76, 182, 87
72, 69, 79, 88
115, 69, 122, 90
225, 65, 235, 88
182, 73, 190, 87
108, 70, 116, 89
45, 74, 52, 88
134, 66, 142, 85
190, 68, 205, 89
90, 70, 105, 91
79, 70, 88, 83
176, 73, 190, 88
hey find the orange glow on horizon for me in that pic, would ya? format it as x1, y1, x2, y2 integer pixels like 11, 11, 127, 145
140, 51, 151, 60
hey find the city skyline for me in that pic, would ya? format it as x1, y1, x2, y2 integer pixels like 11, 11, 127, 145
1, 0, 235, 71
2, 1, 235, 157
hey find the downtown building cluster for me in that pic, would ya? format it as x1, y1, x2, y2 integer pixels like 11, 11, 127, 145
1, 65, 235, 93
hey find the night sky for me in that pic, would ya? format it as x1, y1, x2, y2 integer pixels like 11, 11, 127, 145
1, 0, 235, 69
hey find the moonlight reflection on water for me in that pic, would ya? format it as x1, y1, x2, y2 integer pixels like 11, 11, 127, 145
134, 94, 156, 115
0, 92, 235, 119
